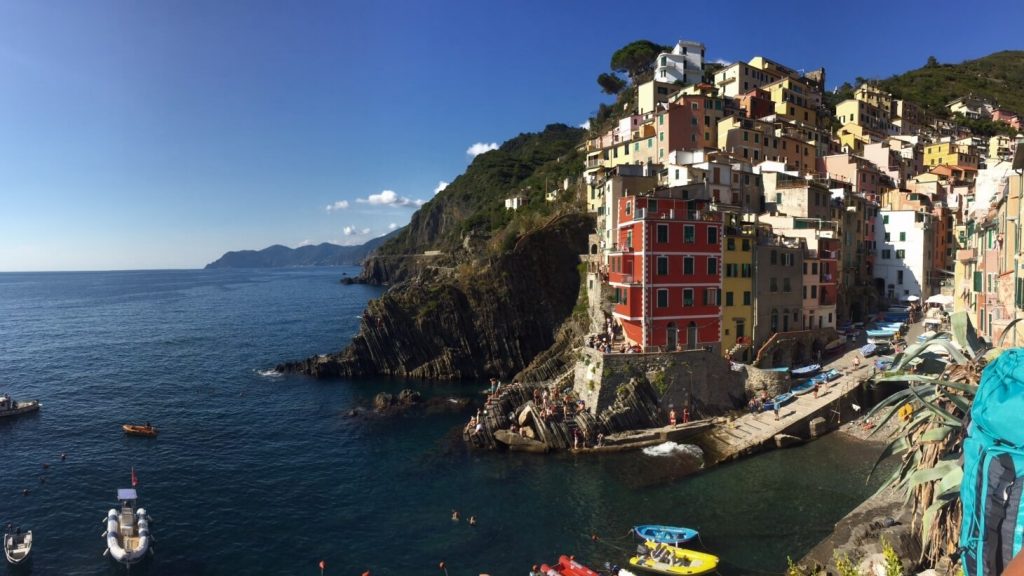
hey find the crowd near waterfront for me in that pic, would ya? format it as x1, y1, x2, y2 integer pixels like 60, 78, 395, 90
1, 268, 889, 575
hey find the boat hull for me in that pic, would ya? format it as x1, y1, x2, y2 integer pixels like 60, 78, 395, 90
105, 507, 151, 564
629, 540, 719, 575
634, 524, 698, 546
122, 424, 158, 438
3, 531, 32, 565
762, 392, 795, 411
0, 400, 40, 419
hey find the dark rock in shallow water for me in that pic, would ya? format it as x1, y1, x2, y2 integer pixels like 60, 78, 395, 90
373, 389, 423, 413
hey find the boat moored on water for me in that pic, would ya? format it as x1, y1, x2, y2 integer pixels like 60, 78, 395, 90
0, 394, 40, 419
3, 525, 32, 565
104, 488, 152, 565
122, 424, 158, 438
633, 524, 698, 546
540, 554, 600, 575
628, 540, 719, 575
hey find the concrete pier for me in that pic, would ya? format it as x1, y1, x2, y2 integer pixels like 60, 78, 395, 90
694, 345, 875, 465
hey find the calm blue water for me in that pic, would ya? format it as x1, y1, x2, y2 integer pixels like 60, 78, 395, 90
0, 268, 888, 575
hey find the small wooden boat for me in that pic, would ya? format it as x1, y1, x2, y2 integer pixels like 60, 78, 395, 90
762, 392, 794, 411
629, 540, 719, 575
104, 488, 152, 565
860, 343, 877, 357
790, 380, 816, 396
762, 367, 790, 373
791, 364, 820, 377
540, 554, 600, 576
634, 524, 698, 546
818, 369, 841, 382
122, 424, 158, 438
3, 526, 32, 565
0, 395, 40, 419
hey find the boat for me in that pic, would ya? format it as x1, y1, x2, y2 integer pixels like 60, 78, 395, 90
122, 424, 158, 438
633, 525, 698, 546
791, 364, 820, 377
762, 367, 790, 373
628, 540, 719, 575
540, 554, 600, 576
875, 357, 894, 371
762, 392, 794, 411
817, 369, 841, 382
860, 343, 877, 357
3, 526, 32, 565
104, 488, 152, 565
790, 380, 816, 396
865, 329, 898, 338
0, 394, 40, 419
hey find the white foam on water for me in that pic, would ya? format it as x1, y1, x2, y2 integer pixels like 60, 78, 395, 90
255, 369, 282, 378
642, 441, 704, 459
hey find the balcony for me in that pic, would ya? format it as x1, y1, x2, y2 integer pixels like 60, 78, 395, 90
956, 249, 976, 263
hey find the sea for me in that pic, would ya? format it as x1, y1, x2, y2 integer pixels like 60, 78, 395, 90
0, 267, 890, 576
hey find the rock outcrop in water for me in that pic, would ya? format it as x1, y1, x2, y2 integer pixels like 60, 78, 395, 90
276, 213, 592, 380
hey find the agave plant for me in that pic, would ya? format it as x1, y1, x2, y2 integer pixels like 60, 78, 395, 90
865, 327, 987, 566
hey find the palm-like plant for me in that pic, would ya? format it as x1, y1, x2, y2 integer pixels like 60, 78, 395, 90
865, 327, 988, 566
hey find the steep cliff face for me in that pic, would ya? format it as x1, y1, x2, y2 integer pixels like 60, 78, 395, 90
277, 213, 593, 380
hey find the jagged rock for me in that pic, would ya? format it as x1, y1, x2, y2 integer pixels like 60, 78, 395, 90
277, 214, 594, 380
372, 389, 423, 413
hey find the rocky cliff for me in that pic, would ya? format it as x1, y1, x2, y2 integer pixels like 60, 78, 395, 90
276, 212, 593, 380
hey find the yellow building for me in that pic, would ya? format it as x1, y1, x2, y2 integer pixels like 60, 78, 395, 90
923, 139, 979, 169
835, 99, 893, 134
721, 213, 755, 361
765, 77, 821, 127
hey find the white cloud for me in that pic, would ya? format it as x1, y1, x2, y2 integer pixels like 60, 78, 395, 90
297, 239, 313, 247
361, 228, 370, 234
343, 226, 356, 236
355, 189, 425, 207
466, 142, 499, 157
388, 222, 398, 230
712, 58, 732, 66
343, 226, 373, 237
326, 200, 349, 211
434, 181, 449, 195
578, 120, 591, 130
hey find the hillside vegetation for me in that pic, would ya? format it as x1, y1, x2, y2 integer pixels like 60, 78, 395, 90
878, 51, 1024, 116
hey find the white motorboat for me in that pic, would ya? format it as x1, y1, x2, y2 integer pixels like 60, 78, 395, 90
3, 526, 32, 565
104, 488, 151, 564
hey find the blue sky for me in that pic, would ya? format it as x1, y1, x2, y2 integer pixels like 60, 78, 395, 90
0, 0, 1020, 271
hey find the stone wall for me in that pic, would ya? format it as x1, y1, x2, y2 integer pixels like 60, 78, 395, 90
573, 347, 745, 419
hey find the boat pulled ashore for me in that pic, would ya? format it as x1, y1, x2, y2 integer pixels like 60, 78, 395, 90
0, 394, 40, 419
3, 525, 32, 565
104, 488, 152, 565
628, 540, 719, 575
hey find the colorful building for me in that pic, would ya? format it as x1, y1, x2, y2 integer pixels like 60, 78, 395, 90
721, 212, 755, 360
654, 40, 705, 86
608, 191, 723, 351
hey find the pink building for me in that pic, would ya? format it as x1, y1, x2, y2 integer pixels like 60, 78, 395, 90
992, 109, 1021, 131
818, 153, 893, 199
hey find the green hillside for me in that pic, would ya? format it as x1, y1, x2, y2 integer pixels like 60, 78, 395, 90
878, 51, 1024, 116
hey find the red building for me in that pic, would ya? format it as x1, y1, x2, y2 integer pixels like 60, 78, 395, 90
607, 191, 723, 351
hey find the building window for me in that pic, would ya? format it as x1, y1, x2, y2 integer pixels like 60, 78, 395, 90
683, 288, 694, 306
726, 292, 734, 306
657, 224, 668, 243
882, 249, 891, 259
743, 291, 751, 305
725, 263, 738, 277
770, 278, 778, 292
896, 249, 905, 259
704, 288, 720, 306
899, 231, 906, 242
657, 289, 669, 308
707, 257, 717, 275
742, 239, 750, 251
727, 237, 735, 250
885, 232, 891, 242
770, 250, 777, 265
684, 225, 695, 243
657, 256, 668, 275
684, 257, 694, 275
741, 264, 752, 277
812, 262, 818, 274
811, 285, 817, 298
783, 278, 791, 292
897, 270, 904, 284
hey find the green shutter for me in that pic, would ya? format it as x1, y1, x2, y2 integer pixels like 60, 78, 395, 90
974, 271, 982, 292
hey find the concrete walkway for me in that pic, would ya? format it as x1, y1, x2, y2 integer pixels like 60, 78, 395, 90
697, 320, 925, 464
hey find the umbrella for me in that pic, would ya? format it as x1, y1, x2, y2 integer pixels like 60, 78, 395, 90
905, 295, 920, 302
925, 294, 954, 305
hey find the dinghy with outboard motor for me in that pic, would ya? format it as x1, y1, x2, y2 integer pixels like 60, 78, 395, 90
103, 488, 152, 565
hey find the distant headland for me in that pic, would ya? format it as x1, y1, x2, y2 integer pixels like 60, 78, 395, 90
205, 231, 400, 269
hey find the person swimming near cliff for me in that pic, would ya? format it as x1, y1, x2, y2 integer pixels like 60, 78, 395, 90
451, 509, 460, 521
468, 515, 477, 526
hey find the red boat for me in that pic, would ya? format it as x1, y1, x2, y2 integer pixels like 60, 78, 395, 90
540, 555, 600, 576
